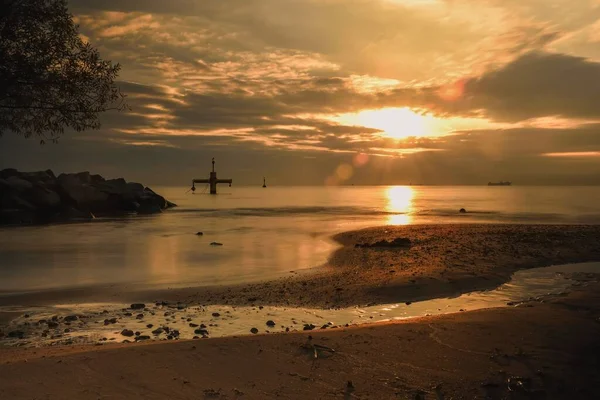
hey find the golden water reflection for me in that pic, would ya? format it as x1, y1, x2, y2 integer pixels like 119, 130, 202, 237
385, 186, 414, 225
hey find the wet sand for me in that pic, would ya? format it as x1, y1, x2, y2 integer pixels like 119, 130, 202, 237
1, 224, 600, 398
1, 282, 599, 399
2, 224, 600, 308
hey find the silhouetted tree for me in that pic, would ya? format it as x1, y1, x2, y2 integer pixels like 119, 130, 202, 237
0, 0, 126, 143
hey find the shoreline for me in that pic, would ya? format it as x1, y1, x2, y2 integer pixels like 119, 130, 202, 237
2, 223, 600, 397
2, 224, 600, 309
1, 281, 599, 398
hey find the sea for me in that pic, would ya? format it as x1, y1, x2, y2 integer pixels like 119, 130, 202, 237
1, 185, 599, 293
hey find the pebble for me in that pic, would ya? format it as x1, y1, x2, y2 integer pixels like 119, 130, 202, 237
130, 303, 146, 310
121, 329, 134, 337
212, 312, 221, 317
266, 320, 276, 327
250, 328, 259, 334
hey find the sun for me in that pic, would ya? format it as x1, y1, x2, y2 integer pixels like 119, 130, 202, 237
336, 107, 436, 139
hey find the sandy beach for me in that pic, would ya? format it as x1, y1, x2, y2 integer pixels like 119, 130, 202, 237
1, 224, 600, 398
1, 281, 599, 399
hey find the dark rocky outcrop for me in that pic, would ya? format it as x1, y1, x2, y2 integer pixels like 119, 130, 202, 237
355, 237, 412, 249
0, 169, 176, 225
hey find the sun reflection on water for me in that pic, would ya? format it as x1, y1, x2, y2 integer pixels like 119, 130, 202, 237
386, 186, 414, 225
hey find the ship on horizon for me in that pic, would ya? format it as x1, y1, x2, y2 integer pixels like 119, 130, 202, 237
488, 181, 512, 186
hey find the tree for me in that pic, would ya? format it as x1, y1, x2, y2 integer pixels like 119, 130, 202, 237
0, 0, 127, 143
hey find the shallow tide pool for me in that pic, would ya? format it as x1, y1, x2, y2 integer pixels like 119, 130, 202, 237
1, 262, 598, 348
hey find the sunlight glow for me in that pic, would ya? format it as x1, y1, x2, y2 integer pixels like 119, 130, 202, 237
347, 108, 434, 139
385, 186, 414, 225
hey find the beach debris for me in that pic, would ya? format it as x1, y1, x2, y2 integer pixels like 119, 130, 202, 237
355, 237, 411, 249
459, 208, 467, 213
196, 231, 204, 236
203, 388, 222, 398
210, 242, 224, 246
301, 335, 335, 359
266, 320, 276, 327
120, 329, 134, 337
8, 330, 25, 339
414, 391, 426, 400
507, 376, 532, 392
194, 328, 209, 337
130, 303, 146, 310
303, 324, 316, 331
250, 328, 259, 334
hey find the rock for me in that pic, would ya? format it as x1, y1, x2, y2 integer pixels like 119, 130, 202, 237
210, 242, 223, 246
250, 328, 259, 334
47, 321, 59, 328
64, 315, 78, 322
8, 330, 25, 339
1, 169, 176, 226
121, 329, 134, 337
405, 301, 412, 306
4, 176, 33, 191
266, 320, 276, 327
189, 323, 199, 328
135, 335, 151, 341
459, 208, 467, 213
103, 318, 117, 325
146, 324, 153, 328
135, 331, 141, 336
212, 312, 221, 317
303, 324, 316, 331
151, 328, 164, 335
196, 232, 204, 236
194, 328, 209, 336
130, 303, 145, 310
136, 314, 144, 319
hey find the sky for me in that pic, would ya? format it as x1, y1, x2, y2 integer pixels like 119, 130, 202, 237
3, 0, 600, 186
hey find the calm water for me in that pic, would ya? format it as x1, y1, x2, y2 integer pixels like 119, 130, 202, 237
1, 186, 599, 292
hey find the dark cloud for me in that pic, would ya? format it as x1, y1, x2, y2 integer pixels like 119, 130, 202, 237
463, 52, 600, 121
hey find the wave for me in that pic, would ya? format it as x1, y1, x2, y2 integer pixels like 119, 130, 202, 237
166, 206, 600, 223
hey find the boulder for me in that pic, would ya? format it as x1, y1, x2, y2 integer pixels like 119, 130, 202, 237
1, 169, 176, 225
0, 168, 20, 179
4, 176, 33, 191
58, 181, 109, 212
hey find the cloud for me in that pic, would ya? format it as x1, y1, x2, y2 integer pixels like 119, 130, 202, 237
459, 51, 600, 121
